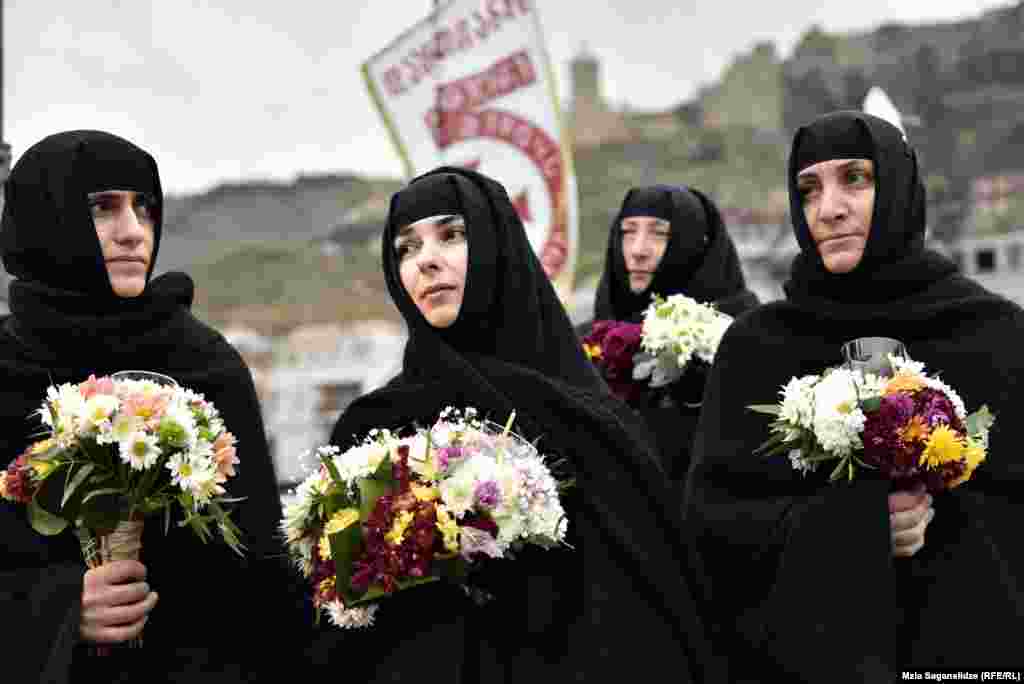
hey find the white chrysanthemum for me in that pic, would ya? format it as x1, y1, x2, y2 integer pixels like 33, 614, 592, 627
439, 453, 498, 518
398, 433, 429, 465
889, 355, 925, 376
81, 394, 120, 434
44, 383, 87, 434
118, 432, 162, 471
162, 399, 199, 449
324, 599, 377, 629
779, 375, 819, 430
811, 369, 866, 457
788, 449, 818, 475
334, 441, 390, 484
922, 376, 968, 421
637, 294, 733, 387
855, 371, 887, 399
189, 463, 223, 506
166, 450, 215, 501
101, 412, 143, 446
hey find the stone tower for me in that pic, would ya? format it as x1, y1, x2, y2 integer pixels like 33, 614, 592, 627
568, 44, 633, 148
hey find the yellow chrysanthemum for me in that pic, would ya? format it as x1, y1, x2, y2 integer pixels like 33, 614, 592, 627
949, 438, 987, 488
385, 510, 415, 546
316, 576, 336, 605
318, 508, 360, 560
582, 343, 602, 361
435, 505, 460, 553
29, 439, 54, 455
920, 424, 965, 468
885, 371, 926, 396
29, 459, 57, 478
411, 484, 439, 502
900, 416, 930, 444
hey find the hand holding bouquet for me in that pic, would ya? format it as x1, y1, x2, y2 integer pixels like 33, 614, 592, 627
282, 407, 569, 629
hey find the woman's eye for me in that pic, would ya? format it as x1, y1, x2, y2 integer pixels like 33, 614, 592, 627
443, 228, 465, 242
847, 169, 872, 186
395, 242, 418, 260
88, 198, 113, 214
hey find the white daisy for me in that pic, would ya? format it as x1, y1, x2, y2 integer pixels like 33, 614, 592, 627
119, 432, 162, 471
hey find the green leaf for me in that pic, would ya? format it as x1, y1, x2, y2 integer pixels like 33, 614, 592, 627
61, 463, 96, 509
358, 476, 394, 522
966, 405, 996, 438
28, 496, 69, 535
828, 456, 847, 482
329, 524, 365, 606
320, 451, 344, 487
859, 396, 882, 413
747, 404, 782, 417
348, 576, 440, 607
80, 487, 126, 505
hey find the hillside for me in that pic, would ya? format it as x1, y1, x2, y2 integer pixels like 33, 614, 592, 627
176, 122, 787, 335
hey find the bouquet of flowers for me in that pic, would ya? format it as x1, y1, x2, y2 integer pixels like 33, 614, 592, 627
1, 371, 244, 566
582, 294, 733, 402
281, 407, 569, 630
749, 355, 995, 492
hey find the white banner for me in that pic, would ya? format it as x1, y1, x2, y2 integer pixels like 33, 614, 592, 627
362, 0, 578, 299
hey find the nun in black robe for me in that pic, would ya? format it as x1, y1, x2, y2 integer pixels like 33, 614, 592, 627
684, 111, 1024, 682
314, 167, 722, 682
579, 185, 758, 483
0, 131, 307, 683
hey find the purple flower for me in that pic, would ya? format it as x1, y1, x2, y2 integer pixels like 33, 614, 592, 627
917, 388, 957, 428
474, 480, 501, 509
862, 393, 918, 474
438, 446, 465, 472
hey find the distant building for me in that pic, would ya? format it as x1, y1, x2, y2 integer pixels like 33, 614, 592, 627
268, 320, 405, 488
568, 46, 635, 148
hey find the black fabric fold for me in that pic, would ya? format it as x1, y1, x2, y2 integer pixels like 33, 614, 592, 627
315, 167, 721, 682
0, 130, 307, 683
685, 111, 1024, 682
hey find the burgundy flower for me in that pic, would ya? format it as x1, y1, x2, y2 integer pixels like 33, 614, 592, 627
862, 393, 921, 478
602, 323, 643, 376
2, 454, 38, 504
915, 388, 958, 429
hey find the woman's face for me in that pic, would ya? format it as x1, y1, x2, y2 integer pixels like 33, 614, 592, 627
796, 158, 876, 274
89, 189, 156, 297
395, 213, 468, 328
620, 215, 671, 293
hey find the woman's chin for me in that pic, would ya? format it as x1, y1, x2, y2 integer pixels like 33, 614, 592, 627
109, 276, 147, 298
821, 249, 865, 274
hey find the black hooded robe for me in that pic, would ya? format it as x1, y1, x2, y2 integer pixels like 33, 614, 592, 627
580, 185, 758, 483
0, 131, 308, 683
684, 112, 1024, 682
310, 168, 723, 683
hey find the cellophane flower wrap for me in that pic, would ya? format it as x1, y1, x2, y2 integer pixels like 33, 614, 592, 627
281, 407, 569, 630
0, 374, 245, 555
633, 294, 733, 389
749, 355, 995, 492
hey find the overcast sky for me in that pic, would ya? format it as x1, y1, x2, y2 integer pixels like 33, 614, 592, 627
4, 0, 1013, 194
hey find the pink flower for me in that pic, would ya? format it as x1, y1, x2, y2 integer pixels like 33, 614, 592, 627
122, 392, 170, 428
212, 431, 239, 483
79, 374, 116, 399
